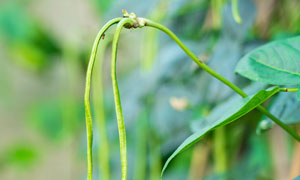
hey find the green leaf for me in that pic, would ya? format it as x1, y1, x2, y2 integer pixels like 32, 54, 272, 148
161, 86, 280, 176
235, 36, 300, 85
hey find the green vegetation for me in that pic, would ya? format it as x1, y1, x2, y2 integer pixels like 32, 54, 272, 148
85, 8, 300, 180
1, 0, 300, 180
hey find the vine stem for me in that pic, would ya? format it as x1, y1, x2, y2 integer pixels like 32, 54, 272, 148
84, 17, 122, 180
279, 88, 298, 92
214, 127, 227, 178
111, 18, 135, 180
144, 18, 300, 141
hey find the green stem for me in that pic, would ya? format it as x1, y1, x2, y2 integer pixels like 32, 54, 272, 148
279, 88, 298, 92
149, 136, 162, 180
133, 108, 148, 180
144, 18, 300, 141
256, 106, 300, 141
111, 18, 134, 180
211, 0, 225, 29
144, 19, 246, 97
232, 0, 242, 24
214, 127, 227, 178
84, 17, 122, 180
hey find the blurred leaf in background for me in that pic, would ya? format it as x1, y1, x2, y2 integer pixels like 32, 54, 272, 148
0, 143, 39, 170
26, 98, 83, 142
0, 1, 60, 72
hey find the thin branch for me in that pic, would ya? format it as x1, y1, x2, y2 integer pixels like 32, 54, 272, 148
144, 18, 300, 141
279, 88, 298, 92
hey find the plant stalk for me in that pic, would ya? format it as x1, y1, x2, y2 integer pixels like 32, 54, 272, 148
279, 88, 298, 92
214, 127, 227, 178
133, 108, 148, 180
232, 0, 242, 24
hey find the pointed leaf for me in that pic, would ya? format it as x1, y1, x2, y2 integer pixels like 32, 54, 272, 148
161, 86, 280, 175
235, 36, 300, 85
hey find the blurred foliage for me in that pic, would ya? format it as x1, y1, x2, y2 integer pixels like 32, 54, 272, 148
92, 0, 114, 14
0, 144, 39, 170
0, 1, 60, 72
26, 98, 84, 141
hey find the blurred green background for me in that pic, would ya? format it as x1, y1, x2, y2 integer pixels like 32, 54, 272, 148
0, 0, 300, 179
